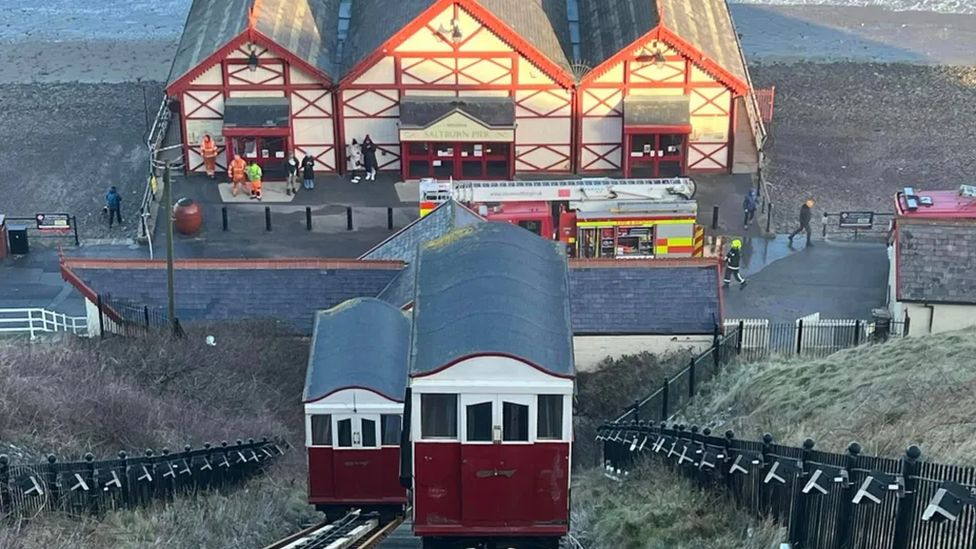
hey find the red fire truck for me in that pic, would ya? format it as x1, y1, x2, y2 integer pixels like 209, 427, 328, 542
419, 177, 703, 258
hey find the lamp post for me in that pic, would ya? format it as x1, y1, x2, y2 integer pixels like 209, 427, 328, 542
163, 164, 179, 336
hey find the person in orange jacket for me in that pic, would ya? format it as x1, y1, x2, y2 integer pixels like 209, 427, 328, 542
201, 134, 218, 179
229, 154, 247, 196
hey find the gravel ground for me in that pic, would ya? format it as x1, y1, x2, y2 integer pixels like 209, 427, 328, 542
0, 82, 164, 240
753, 63, 976, 234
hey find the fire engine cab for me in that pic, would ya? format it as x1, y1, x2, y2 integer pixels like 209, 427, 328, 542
419, 177, 702, 259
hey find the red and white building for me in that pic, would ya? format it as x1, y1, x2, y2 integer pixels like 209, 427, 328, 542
167, 0, 763, 180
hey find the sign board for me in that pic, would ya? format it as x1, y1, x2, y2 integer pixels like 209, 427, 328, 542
400, 111, 515, 142
35, 213, 71, 232
838, 211, 874, 229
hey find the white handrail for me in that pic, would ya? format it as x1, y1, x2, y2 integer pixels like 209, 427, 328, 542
0, 308, 88, 339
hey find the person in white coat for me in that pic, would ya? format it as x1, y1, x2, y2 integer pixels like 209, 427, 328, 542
347, 139, 363, 183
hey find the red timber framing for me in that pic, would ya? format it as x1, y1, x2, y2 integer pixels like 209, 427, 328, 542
337, 0, 574, 177
577, 24, 748, 176
165, 13, 336, 176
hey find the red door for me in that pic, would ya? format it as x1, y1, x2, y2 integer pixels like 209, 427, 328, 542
227, 135, 288, 172
403, 142, 512, 180
627, 133, 686, 177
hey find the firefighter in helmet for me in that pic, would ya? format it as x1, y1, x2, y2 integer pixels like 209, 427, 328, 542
723, 239, 747, 288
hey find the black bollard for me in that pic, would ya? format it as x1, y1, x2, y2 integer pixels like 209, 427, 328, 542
265, 207, 271, 231
346, 207, 353, 231
221, 207, 228, 231
387, 207, 394, 230
306, 207, 312, 231
711, 205, 719, 231
765, 202, 773, 234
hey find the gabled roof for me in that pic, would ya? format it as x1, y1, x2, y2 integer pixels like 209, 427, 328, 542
570, 259, 721, 335
410, 223, 575, 378
253, 0, 341, 78
304, 298, 411, 403
60, 258, 403, 334
339, 0, 436, 78
576, 0, 658, 71
167, 0, 251, 87
473, 0, 572, 73
658, 0, 748, 88
896, 219, 976, 305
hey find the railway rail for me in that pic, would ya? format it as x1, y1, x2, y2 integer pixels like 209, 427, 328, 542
264, 510, 404, 549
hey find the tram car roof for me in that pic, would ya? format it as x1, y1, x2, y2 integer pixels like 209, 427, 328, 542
304, 298, 411, 403
409, 222, 575, 379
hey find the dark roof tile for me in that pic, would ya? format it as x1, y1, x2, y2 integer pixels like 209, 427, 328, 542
897, 221, 976, 304
167, 0, 251, 86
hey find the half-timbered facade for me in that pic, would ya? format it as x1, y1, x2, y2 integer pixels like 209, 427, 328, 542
166, 0, 762, 180
165, 0, 338, 175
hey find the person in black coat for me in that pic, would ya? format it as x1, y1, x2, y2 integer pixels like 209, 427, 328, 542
788, 199, 815, 247
723, 239, 746, 288
301, 154, 315, 190
362, 134, 378, 181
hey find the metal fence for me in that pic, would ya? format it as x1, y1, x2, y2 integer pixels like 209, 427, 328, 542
0, 438, 284, 520
615, 318, 908, 424
96, 294, 173, 338
600, 423, 976, 549
0, 308, 88, 339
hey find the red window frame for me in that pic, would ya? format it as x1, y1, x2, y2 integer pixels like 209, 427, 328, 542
401, 141, 513, 180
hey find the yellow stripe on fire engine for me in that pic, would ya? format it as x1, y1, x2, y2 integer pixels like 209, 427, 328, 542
575, 218, 696, 228
664, 237, 693, 247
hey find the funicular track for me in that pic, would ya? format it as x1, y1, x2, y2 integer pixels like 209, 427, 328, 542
264, 509, 403, 549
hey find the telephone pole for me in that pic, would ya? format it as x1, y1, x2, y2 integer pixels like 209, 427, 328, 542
163, 164, 179, 335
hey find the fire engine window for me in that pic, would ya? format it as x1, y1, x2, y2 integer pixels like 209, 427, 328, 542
502, 402, 529, 442
537, 395, 563, 440
310, 415, 332, 446
381, 414, 402, 446
518, 220, 542, 236
421, 394, 458, 439
466, 402, 493, 442
336, 418, 353, 448
361, 418, 378, 448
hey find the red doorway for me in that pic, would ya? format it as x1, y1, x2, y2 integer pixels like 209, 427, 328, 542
223, 129, 290, 175
623, 128, 689, 178
402, 142, 513, 180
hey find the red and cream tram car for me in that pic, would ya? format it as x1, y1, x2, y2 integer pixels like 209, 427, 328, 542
304, 298, 410, 518
401, 222, 576, 549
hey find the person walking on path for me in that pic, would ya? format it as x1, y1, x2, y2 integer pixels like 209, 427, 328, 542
286, 152, 300, 196
247, 160, 263, 200
105, 186, 123, 228
743, 188, 758, 229
229, 154, 247, 197
347, 139, 363, 183
302, 154, 315, 190
362, 135, 378, 181
201, 134, 218, 180
723, 238, 746, 289
788, 199, 815, 247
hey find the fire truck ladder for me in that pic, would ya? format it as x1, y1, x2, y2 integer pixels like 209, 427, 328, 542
450, 177, 696, 204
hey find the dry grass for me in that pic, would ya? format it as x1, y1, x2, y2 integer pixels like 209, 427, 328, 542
0, 323, 314, 547
571, 466, 785, 549
574, 351, 691, 468
681, 329, 976, 464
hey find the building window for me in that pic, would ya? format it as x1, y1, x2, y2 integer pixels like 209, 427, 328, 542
381, 414, 402, 446
537, 395, 563, 440
310, 414, 332, 446
336, 417, 353, 448
466, 401, 493, 442
421, 394, 458, 439
502, 401, 529, 442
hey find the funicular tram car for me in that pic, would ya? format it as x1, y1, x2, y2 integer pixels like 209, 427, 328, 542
400, 223, 576, 549
303, 298, 410, 519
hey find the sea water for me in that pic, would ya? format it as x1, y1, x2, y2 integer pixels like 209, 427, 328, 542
728, 0, 975, 14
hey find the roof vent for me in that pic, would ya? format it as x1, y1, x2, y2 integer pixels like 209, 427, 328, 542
565, 0, 582, 62
961, 184, 976, 198
903, 187, 918, 211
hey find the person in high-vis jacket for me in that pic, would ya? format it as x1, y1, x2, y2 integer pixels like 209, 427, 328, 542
229, 154, 247, 196
247, 160, 263, 200
723, 239, 747, 288
201, 134, 218, 179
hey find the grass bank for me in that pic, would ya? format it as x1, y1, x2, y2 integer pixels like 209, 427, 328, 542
681, 329, 976, 464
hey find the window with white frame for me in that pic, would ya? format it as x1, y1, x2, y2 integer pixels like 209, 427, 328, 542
310, 414, 332, 446
381, 414, 402, 445
502, 401, 530, 442
537, 395, 564, 440
465, 401, 493, 442
421, 394, 458, 439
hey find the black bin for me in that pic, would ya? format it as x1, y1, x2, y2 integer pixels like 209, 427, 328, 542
7, 224, 28, 254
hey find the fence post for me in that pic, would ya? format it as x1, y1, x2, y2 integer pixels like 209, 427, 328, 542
765, 202, 773, 234
795, 319, 804, 355
264, 206, 272, 231
722, 430, 735, 498
387, 207, 394, 230
346, 207, 354, 231
118, 450, 130, 509
853, 319, 861, 346
903, 313, 911, 337
760, 433, 774, 515
660, 378, 670, 422
0, 454, 9, 516
711, 205, 720, 230
789, 438, 815, 544
632, 399, 640, 424
221, 207, 228, 231
306, 207, 312, 231
84, 453, 97, 514
834, 442, 862, 548
72, 216, 80, 246
712, 323, 721, 370
688, 357, 696, 399
736, 320, 745, 355
97, 294, 105, 339
45, 454, 61, 511
892, 446, 922, 549
143, 306, 150, 332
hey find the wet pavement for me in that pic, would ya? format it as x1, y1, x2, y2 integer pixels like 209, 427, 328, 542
723, 235, 889, 322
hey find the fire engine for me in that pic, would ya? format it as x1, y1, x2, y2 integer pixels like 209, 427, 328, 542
419, 177, 703, 258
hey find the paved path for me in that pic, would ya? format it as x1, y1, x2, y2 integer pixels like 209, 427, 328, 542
724, 236, 889, 322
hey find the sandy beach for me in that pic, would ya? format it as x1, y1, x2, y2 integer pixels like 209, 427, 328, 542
0, 3, 974, 239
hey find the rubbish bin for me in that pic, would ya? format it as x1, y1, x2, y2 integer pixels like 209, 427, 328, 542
7, 224, 28, 255
871, 308, 892, 342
